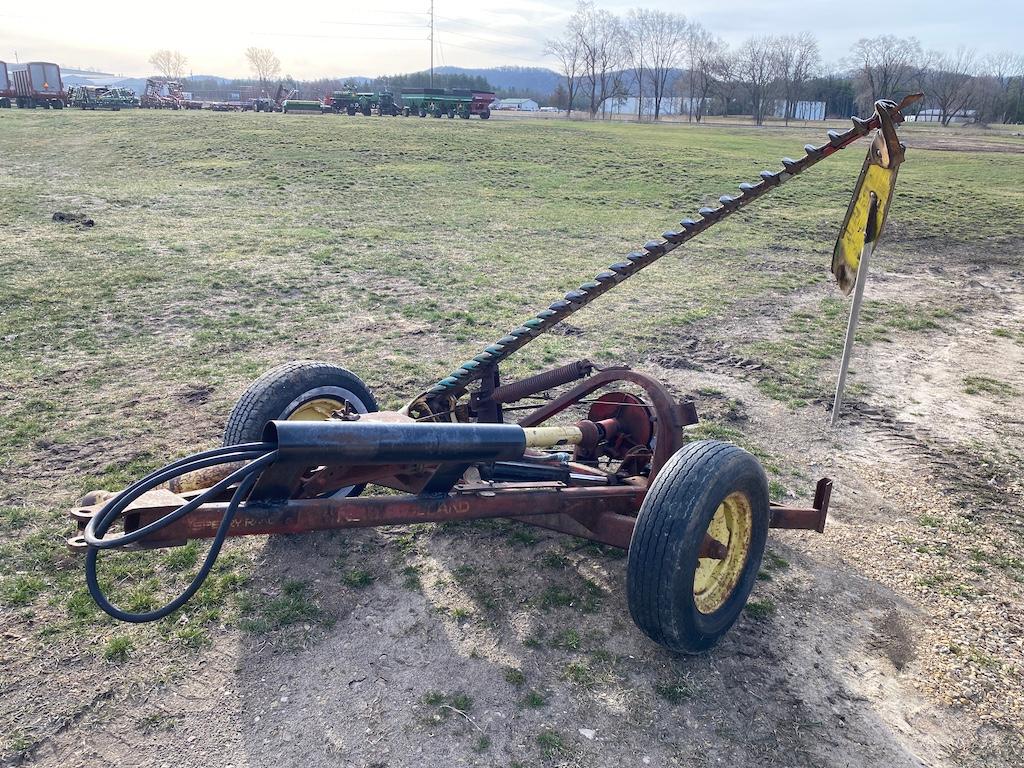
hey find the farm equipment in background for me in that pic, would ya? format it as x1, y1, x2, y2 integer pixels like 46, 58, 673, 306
68, 85, 139, 110
10, 62, 65, 108
253, 84, 293, 112
323, 90, 400, 116
400, 88, 495, 118
0, 61, 12, 108
71, 96, 920, 655
324, 88, 360, 114
139, 78, 200, 109
281, 98, 324, 114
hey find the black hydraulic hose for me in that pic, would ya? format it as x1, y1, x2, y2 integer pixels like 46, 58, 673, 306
83, 443, 277, 623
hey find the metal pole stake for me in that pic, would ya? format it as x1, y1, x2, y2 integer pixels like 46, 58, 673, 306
831, 193, 879, 426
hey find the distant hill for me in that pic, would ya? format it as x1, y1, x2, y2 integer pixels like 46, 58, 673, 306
434, 66, 560, 95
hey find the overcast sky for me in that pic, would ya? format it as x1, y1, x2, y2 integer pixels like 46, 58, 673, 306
0, 0, 1019, 78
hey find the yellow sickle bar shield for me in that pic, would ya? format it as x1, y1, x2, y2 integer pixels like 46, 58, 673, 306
831, 97, 917, 294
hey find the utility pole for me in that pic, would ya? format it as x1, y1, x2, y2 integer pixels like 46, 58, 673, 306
430, 0, 434, 88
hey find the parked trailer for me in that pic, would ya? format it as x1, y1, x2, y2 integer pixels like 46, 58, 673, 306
399, 88, 494, 119
322, 90, 398, 116
281, 99, 323, 114
68, 85, 138, 110
10, 62, 65, 108
0, 61, 12, 108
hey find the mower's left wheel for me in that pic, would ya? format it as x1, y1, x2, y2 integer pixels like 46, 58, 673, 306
223, 360, 379, 497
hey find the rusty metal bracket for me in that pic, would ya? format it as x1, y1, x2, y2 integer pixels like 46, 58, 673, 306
768, 477, 832, 533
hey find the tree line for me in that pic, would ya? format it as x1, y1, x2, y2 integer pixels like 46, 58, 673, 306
545, 2, 1024, 125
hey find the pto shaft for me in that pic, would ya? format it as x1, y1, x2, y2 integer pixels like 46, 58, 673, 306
265, 419, 587, 466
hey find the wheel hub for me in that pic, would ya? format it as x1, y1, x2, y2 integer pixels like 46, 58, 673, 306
693, 491, 754, 614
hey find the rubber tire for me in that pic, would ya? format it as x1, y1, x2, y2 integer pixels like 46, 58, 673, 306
626, 440, 769, 654
480, 108, 490, 120
223, 361, 378, 497
224, 360, 378, 445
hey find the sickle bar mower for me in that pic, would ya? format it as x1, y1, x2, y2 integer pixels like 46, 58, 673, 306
69, 97, 918, 653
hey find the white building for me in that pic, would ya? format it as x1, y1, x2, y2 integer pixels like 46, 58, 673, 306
494, 98, 539, 111
603, 96, 711, 117
772, 100, 826, 121
912, 108, 976, 124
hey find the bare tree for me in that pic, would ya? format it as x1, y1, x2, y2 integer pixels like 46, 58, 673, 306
644, 10, 687, 120
682, 22, 704, 122
577, 2, 627, 117
149, 49, 188, 81
775, 32, 820, 123
545, 7, 585, 118
983, 51, 1024, 123
688, 29, 725, 122
738, 35, 779, 125
849, 35, 921, 110
246, 47, 281, 86
624, 8, 653, 119
926, 47, 978, 125
712, 47, 740, 116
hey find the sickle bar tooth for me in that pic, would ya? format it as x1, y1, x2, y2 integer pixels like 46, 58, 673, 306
738, 182, 757, 192
851, 116, 870, 135
579, 281, 600, 291
679, 218, 698, 231
609, 261, 633, 273
498, 335, 518, 345
643, 240, 666, 255
759, 170, 780, 185
595, 270, 618, 282
548, 300, 571, 312
718, 195, 740, 209
626, 251, 646, 262
781, 157, 800, 172
826, 129, 847, 148
485, 344, 505, 354
662, 230, 684, 243
564, 290, 588, 302
524, 318, 544, 328
804, 143, 823, 158
698, 206, 721, 220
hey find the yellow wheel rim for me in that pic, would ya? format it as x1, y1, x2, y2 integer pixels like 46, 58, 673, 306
693, 491, 753, 614
287, 397, 345, 421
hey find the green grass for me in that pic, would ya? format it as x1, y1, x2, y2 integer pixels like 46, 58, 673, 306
744, 599, 777, 620
522, 689, 547, 708
103, 635, 134, 662
341, 569, 375, 588
239, 580, 321, 633
536, 728, 567, 757
963, 375, 1018, 397
654, 675, 699, 704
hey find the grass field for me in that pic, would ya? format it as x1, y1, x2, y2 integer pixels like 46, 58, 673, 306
1, 110, 1022, 767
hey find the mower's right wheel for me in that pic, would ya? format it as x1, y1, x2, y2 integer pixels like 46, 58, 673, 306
626, 440, 769, 654
223, 361, 379, 496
